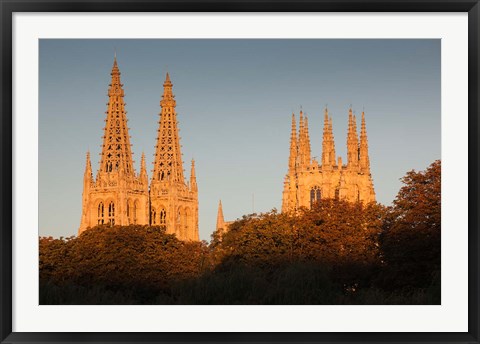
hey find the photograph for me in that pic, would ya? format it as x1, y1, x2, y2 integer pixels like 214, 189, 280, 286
38, 38, 441, 305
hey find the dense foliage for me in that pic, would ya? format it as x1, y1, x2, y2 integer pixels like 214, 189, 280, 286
40, 160, 441, 305
379, 160, 441, 292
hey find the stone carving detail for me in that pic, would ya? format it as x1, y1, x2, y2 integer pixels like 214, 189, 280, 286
150, 73, 199, 241
78, 57, 152, 236
79, 60, 198, 241
282, 108, 376, 213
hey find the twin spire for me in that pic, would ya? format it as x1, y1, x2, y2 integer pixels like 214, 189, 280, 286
92, 55, 194, 186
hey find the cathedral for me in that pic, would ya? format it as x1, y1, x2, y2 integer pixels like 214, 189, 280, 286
215, 107, 376, 236
281, 108, 376, 212
79, 57, 199, 241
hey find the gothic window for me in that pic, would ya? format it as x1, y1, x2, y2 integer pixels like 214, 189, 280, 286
133, 201, 138, 224
184, 208, 190, 237
108, 201, 115, 226
126, 201, 130, 224
159, 209, 167, 225
97, 202, 104, 225
310, 186, 321, 207
151, 208, 157, 225
358, 190, 360, 202
335, 188, 340, 200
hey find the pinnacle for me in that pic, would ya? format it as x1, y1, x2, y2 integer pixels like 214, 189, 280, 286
191, 159, 196, 176
85, 150, 92, 172
141, 152, 147, 169
111, 55, 120, 76
165, 72, 172, 85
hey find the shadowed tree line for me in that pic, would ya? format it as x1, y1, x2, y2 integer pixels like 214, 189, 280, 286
40, 160, 440, 305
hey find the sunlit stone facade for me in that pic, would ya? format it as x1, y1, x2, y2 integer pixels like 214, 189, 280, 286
281, 108, 375, 213
79, 58, 198, 241
149, 73, 199, 241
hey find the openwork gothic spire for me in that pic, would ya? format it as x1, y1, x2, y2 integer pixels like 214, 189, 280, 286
152, 73, 185, 183
99, 57, 135, 176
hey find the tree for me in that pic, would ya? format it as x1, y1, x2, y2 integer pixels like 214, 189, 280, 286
380, 160, 441, 290
213, 200, 385, 296
39, 225, 210, 302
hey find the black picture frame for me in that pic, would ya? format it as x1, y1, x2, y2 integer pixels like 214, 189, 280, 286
1, 1, 479, 343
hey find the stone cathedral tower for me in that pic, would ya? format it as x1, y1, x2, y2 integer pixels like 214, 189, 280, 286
282, 108, 375, 213
79, 57, 149, 234
149, 73, 199, 241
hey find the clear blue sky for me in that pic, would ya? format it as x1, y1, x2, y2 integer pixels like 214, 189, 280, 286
39, 39, 440, 241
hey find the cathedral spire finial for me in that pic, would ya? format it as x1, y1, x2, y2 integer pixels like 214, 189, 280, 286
160, 72, 176, 108
111, 53, 120, 77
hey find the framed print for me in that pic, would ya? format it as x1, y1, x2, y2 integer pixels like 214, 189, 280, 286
1, 0, 479, 343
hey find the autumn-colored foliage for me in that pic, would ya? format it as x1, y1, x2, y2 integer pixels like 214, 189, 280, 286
40, 225, 209, 303
379, 160, 441, 291
40, 161, 441, 305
